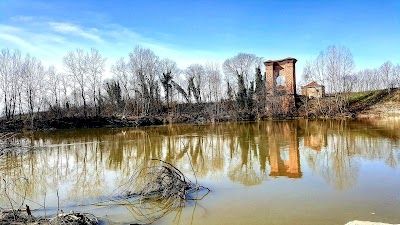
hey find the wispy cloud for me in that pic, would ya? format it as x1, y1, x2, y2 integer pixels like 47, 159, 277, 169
49, 22, 104, 44
0, 24, 24, 33
0, 16, 223, 70
0, 33, 38, 52
10, 16, 35, 22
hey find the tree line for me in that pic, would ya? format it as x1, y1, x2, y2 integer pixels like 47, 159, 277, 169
1, 45, 399, 127
301, 45, 400, 116
0, 46, 265, 124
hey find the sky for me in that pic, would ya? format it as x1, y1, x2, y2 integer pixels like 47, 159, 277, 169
0, 0, 399, 78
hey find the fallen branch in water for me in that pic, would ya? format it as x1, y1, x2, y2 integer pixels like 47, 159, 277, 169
118, 158, 210, 202
0, 133, 39, 157
111, 158, 210, 224
1, 158, 210, 224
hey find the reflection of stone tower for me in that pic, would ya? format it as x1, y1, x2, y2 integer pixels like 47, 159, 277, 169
264, 58, 297, 115
268, 122, 301, 178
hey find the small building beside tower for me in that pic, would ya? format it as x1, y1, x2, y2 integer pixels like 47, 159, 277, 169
301, 81, 325, 99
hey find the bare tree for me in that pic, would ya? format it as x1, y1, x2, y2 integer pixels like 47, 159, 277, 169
185, 64, 205, 103
63, 49, 89, 117
223, 53, 262, 89
302, 60, 314, 84
86, 48, 106, 115
21, 54, 45, 127
223, 53, 262, 110
380, 61, 394, 93
306, 45, 355, 115
0, 48, 22, 120
204, 61, 222, 102
393, 64, 400, 88
325, 45, 355, 94
313, 53, 327, 86
128, 46, 161, 115
45, 66, 63, 117
111, 58, 132, 116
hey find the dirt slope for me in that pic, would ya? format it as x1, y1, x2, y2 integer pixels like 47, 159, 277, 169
350, 89, 400, 118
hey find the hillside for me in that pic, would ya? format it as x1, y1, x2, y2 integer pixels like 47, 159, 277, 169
348, 88, 400, 118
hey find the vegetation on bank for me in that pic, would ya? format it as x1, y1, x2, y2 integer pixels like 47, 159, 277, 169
1, 44, 399, 131
297, 88, 400, 118
1, 88, 399, 132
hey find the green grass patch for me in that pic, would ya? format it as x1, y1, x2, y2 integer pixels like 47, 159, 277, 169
348, 89, 388, 105
348, 91, 375, 103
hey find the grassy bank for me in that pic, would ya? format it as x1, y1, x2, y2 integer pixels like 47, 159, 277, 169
348, 88, 400, 118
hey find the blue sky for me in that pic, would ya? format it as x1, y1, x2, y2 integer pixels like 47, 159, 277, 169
0, 0, 399, 76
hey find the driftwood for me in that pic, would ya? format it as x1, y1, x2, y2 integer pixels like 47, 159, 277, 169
0, 210, 98, 225
1, 158, 209, 224
49, 212, 98, 225
117, 158, 210, 201
106, 158, 210, 224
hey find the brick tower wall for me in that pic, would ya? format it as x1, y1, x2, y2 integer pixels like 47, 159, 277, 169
264, 58, 297, 115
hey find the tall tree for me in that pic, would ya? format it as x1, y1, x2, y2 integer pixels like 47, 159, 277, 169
305, 45, 355, 114
46, 66, 63, 117
204, 61, 222, 102
128, 46, 161, 115
111, 58, 132, 116
185, 64, 205, 103
86, 48, 106, 115
104, 79, 123, 112
324, 45, 355, 94
21, 54, 45, 127
159, 58, 180, 108
254, 66, 265, 116
0, 48, 22, 120
394, 64, 400, 88
63, 49, 89, 117
380, 61, 394, 93
223, 53, 261, 109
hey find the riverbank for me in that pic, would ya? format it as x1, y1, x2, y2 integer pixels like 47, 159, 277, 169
350, 89, 400, 118
1, 89, 399, 132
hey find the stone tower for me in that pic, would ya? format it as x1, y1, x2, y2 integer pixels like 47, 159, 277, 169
264, 57, 297, 115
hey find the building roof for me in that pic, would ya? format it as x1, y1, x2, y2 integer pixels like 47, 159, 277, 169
264, 57, 297, 65
303, 81, 324, 88
276, 85, 285, 90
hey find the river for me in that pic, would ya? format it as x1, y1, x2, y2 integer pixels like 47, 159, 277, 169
1, 119, 400, 225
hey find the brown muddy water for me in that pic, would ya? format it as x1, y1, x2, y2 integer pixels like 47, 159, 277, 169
1, 119, 400, 225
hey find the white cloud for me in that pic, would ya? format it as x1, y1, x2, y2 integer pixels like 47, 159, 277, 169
0, 24, 23, 33
1, 17, 226, 73
0, 33, 39, 52
49, 22, 104, 44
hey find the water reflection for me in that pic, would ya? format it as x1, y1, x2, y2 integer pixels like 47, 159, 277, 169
0, 119, 400, 222
267, 121, 301, 178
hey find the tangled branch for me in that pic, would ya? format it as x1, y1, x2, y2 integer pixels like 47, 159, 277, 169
111, 158, 210, 224
0, 133, 38, 157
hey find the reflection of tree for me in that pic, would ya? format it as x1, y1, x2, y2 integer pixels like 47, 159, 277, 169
302, 119, 400, 190
0, 119, 399, 209
301, 120, 328, 151
226, 123, 268, 186
69, 142, 106, 200
228, 162, 262, 186
306, 137, 359, 190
